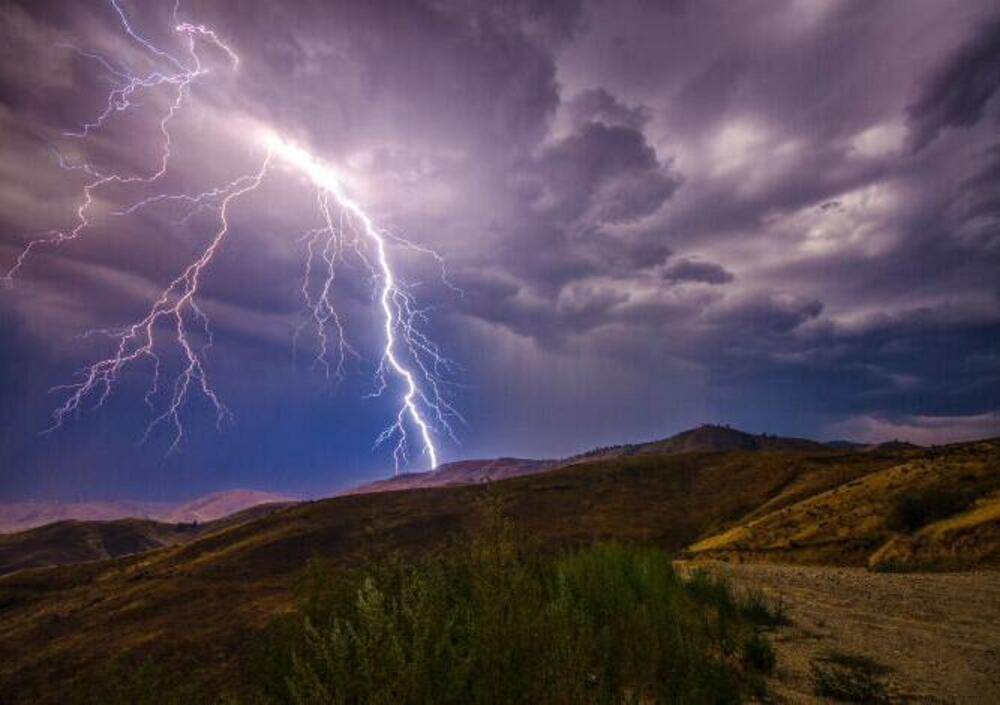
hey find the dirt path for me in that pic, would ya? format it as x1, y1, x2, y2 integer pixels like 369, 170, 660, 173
707, 564, 1000, 704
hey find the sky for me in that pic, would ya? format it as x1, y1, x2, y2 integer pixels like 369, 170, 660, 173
1, 0, 999, 501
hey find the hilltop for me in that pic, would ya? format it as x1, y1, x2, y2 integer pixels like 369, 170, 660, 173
572, 424, 832, 460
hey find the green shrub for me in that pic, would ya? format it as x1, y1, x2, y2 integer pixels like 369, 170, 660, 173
739, 588, 789, 627
685, 570, 788, 627
67, 515, 779, 704
887, 488, 972, 532
253, 521, 766, 704
741, 630, 776, 674
810, 651, 890, 703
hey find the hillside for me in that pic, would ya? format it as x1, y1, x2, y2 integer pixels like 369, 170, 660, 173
687, 439, 1000, 569
0, 502, 293, 577
0, 489, 294, 534
0, 445, 916, 702
0, 519, 191, 577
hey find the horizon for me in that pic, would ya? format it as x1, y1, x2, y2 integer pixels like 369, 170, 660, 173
4, 422, 998, 504
2, 0, 1000, 503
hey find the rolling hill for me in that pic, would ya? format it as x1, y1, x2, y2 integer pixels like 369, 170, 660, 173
344, 425, 840, 495
687, 439, 1000, 569
0, 489, 294, 534
0, 502, 294, 577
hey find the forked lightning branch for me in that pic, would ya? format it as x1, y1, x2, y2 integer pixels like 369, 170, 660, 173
2, 0, 461, 472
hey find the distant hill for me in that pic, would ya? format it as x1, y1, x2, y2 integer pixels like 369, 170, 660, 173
824, 439, 869, 450
0, 519, 191, 577
0, 489, 294, 534
344, 458, 554, 494
0, 502, 293, 576
572, 424, 833, 461
156, 489, 295, 524
345, 425, 849, 495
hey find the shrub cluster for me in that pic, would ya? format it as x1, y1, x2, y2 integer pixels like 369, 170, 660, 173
253, 521, 776, 704
887, 488, 973, 532
68, 513, 781, 704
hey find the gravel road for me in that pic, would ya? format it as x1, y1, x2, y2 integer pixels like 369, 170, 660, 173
706, 563, 1000, 704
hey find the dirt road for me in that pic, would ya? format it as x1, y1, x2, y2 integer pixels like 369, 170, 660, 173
709, 564, 1000, 704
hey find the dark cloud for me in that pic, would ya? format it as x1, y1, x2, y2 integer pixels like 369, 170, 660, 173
711, 292, 823, 336
2, 0, 1000, 499
907, 19, 1000, 151
564, 87, 649, 130
661, 258, 733, 285
533, 121, 673, 222
949, 142, 1000, 250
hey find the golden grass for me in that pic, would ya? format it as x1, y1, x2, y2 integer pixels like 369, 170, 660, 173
687, 440, 1000, 569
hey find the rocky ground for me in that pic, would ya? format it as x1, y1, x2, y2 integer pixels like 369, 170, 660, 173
713, 563, 1000, 704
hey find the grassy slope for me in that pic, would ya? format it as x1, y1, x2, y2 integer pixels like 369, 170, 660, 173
0, 519, 196, 577
688, 440, 1000, 568
0, 448, 902, 702
0, 503, 295, 577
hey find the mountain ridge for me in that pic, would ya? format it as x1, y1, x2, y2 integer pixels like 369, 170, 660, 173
344, 424, 869, 495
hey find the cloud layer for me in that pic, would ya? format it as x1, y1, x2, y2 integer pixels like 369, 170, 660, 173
1, 0, 999, 498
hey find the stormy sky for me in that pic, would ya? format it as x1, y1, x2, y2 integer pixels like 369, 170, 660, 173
1, 0, 999, 501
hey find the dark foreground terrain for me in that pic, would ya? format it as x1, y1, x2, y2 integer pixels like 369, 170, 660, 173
0, 432, 997, 702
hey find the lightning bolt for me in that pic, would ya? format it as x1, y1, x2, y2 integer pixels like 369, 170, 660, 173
3, 0, 460, 471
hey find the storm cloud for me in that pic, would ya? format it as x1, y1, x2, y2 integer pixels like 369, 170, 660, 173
1, 0, 998, 499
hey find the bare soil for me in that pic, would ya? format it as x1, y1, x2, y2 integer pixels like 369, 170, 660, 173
713, 563, 1000, 704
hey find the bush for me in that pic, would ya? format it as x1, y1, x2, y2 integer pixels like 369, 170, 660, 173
252, 519, 771, 704
67, 514, 779, 704
887, 488, 973, 532
685, 569, 788, 627
739, 588, 789, 627
741, 630, 776, 674
810, 651, 890, 703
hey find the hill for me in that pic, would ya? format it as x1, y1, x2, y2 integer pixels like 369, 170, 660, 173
0, 502, 293, 577
344, 457, 553, 494
345, 425, 840, 495
687, 439, 1000, 569
0, 445, 916, 702
0, 489, 294, 534
0, 518, 192, 577
572, 424, 833, 461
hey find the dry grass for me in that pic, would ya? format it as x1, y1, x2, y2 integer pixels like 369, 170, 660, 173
687, 440, 1000, 569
